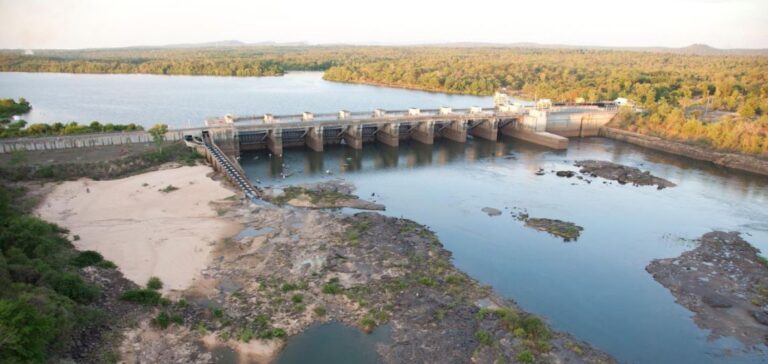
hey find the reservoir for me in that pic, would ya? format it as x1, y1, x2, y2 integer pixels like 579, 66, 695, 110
2, 71, 767, 363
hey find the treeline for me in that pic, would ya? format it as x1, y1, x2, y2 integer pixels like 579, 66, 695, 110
0, 185, 114, 362
1, 120, 143, 139
0, 47, 349, 76
1, 46, 766, 154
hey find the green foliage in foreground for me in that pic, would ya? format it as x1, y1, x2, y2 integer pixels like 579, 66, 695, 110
0, 185, 104, 362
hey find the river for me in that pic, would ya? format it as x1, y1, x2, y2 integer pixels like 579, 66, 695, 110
2, 71, 767, 363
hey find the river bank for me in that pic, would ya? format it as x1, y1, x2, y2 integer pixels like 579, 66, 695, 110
600, 127, 768, 176
25, 158, 614, 363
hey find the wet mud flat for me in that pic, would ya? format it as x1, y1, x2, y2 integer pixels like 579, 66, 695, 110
646, 231, 768, 346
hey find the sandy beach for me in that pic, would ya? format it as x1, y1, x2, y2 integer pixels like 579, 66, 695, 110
36, 165, 243, 292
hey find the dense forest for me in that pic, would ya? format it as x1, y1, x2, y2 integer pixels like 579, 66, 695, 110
1, 46, 766, 154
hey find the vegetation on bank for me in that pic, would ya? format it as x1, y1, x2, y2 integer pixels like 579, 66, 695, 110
1, 120, 143, 139
2, 46, 766, 154
0, 98, 31, 120
0, 185, 116, 362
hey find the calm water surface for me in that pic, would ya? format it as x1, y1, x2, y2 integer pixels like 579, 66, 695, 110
246, 137, 768, 364
3, 71, 767, 363
0, 71, 491, 127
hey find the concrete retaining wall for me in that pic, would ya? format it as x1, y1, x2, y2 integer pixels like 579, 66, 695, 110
0, 129, 197, 153
600, 127, 768, 176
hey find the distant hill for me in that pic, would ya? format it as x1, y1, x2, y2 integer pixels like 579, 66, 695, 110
4, 40, 766, 56
420, 42, 768, 56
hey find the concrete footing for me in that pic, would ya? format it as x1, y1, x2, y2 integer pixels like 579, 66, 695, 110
439, 120, 467, 143
501, 127, 569, 149
305, 126, 324, 152
468, 119, 498, 141
267, 130, 283, 156
411, 121, 434, 145
376, 123, 400, 147
343, 125, 363, 149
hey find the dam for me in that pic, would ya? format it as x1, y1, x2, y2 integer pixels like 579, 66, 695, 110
199, 98, 618, 158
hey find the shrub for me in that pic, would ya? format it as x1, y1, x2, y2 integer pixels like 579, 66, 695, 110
47, 271, 99, 303
475, 330, 493, 346
321, 278, 343, 294
313, 306, 327, 317
280, 282, 299, 292
146, 276, 163, 290
517, 351, 535, 363
154, 312, 171, 329
71, 250, 106, 268
159, 185, 179, 193
120, 289, 162, 305
418, 277, 437, 287
520, 316, 550, 340
291, 294, 303, 304
238, 327, 255, 342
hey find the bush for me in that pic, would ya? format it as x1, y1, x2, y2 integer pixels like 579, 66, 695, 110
291, 294, 303, 304
120, 289, 162, 305
280, 282, 299, 292
0, 298, 56, 362
47, 271, 99, 303
146, 276, 163, 290
517, 351, 535, 363
154, 312, 171, 329
159, 185, 178, 193
313, 306, 326, 317
71, 250, 106, 268
475, 330, 493, 346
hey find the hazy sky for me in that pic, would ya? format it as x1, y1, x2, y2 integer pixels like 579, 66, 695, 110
1, 0, 766, 49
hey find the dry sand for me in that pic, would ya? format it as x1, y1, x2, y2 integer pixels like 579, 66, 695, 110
36, 165, 243, 292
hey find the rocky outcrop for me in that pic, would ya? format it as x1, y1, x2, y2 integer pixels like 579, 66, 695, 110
646, 231, 768, 346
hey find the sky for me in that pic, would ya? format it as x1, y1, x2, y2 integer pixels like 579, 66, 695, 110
0, 0, 766, 49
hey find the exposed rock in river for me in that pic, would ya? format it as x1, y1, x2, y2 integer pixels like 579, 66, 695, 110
481, 207, 502, 216
512, 209, 583, 242
264, 180, 385, 210
646, 231, 768, 347
575, 160, 676, 189
127, 195, 614, 363
524, 218, 584, 242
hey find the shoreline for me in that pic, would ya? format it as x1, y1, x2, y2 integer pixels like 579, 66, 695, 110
39, 163, 613, 363
35, 164, 243, 292
600, 127, 768, 177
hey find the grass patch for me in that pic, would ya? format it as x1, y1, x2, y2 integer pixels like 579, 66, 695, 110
321, 278, 344, 294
